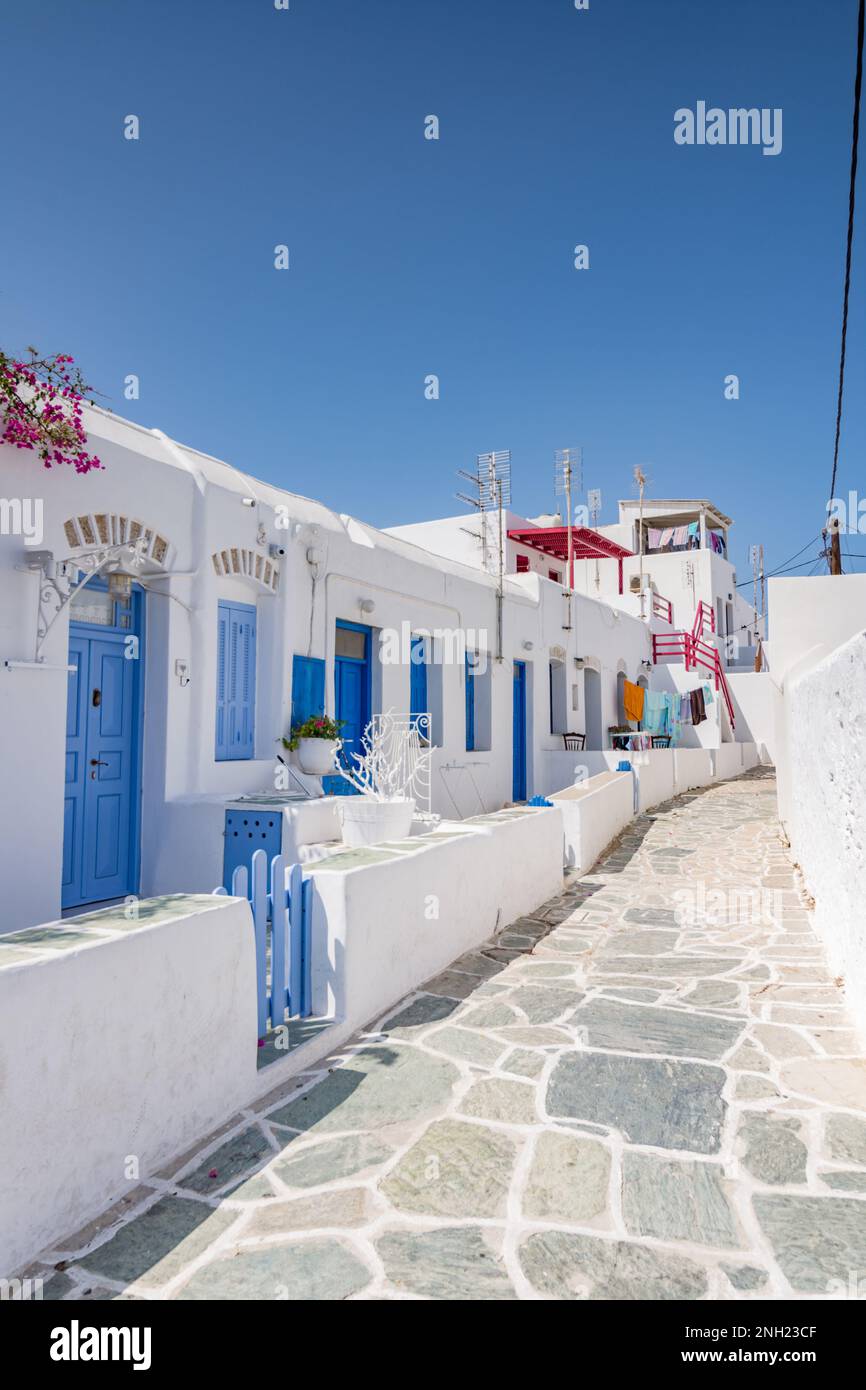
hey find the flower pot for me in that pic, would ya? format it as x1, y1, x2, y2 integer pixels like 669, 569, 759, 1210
339, 797, 416, 848
296, 737, 340, 776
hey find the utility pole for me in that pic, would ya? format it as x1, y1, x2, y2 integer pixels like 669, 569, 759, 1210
759, 543, 765, 626
751, 543, 764, 672
634, 465, 647, 620
827, 517, 843, 575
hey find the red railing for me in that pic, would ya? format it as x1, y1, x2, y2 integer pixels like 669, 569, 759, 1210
652, 592, 673, 624
651, 628, 736, 730
692, 601, 715, 640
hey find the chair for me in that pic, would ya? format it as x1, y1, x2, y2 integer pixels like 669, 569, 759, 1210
563, 733, 586, 750
650, 735, 671, 749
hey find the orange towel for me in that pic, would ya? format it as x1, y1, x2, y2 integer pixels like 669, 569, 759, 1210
623, 679, 645, 724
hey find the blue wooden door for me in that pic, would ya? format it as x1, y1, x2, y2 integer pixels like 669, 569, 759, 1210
512, 660, 527, 802
335, 657, 367, 762
62, 638, 89, 901
63, 591, 143, 908
334, 621, 371, 788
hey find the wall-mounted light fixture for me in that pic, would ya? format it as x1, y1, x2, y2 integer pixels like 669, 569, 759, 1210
359, 598, 376, 614
522, 640, 534, 651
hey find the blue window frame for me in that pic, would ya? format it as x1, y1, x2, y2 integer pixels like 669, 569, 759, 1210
410, 634, 428, 731
216, 600, 257, 760
465, 652, 476, 751
291, 654, 326, 728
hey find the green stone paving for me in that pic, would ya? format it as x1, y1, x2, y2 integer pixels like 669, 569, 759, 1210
29, 768, 866, 1300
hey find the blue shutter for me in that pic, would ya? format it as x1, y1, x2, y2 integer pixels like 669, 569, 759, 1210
215, 606, 229, 759
410, 635, 427, 730
291, 655, 326, 728
216, 600, 256, 761
465, 652, 475, 751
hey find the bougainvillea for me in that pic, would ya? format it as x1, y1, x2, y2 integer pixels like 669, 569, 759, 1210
0, 347, 102, 473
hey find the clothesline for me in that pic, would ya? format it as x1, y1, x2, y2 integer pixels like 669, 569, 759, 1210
646, 521, 726, 556
621, 679, 714, 747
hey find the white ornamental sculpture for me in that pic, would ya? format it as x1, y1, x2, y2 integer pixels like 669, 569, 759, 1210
337, 710, 435, 846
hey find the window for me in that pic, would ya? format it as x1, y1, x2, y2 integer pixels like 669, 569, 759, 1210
335, 625, 367, 660
465, 651, 492, 751
549, 661, 568, 734
410, 634, 429, 735
548, 569, 561, 583
465, 652, 476, 750
291, 654, 325, 727
216, 601, 257, 760
516, 555, 530, 573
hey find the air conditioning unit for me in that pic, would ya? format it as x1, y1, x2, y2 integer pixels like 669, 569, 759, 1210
629, 574, 641, 593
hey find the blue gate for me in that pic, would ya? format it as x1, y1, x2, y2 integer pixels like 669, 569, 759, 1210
215, 850, 313, 1037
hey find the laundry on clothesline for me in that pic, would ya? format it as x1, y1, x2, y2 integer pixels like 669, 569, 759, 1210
623, 679, 645, 724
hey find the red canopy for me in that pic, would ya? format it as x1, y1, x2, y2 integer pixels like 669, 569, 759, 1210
507, 526, 633, 562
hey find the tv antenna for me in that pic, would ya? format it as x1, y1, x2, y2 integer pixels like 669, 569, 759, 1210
633, 465, 648, 620
554, 448, 582, 590
457, 450, 512, 661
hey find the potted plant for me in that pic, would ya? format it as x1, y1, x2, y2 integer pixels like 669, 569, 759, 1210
282, 715, 344, 776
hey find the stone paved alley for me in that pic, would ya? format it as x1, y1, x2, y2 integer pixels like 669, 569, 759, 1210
37, 769, 866, 1300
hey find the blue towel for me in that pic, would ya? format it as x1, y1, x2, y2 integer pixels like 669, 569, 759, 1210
642, 691, 669, 736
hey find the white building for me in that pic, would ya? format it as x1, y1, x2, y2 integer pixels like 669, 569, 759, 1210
0, 405, 754, 933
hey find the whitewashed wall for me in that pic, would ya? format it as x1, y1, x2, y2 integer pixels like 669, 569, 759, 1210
0, 895, 255, 1276
727, 671, 779, 763
0, 410, 655, 929
307, 809, 563, 1032
1, 805, 566, 1274
785, 631, 866, 1030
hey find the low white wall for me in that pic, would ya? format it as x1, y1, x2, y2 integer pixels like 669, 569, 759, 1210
713, 743, 744, 781
0, 895, 256, 1275
307, 809, 563, 1028
549, 772, 634, 872
727, 672, 778, 763
673, 747, 714, 794
546, 742, 761, 876
786, 631, 866, 1029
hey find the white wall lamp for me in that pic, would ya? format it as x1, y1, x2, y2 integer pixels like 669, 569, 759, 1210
359, 598, 376, 615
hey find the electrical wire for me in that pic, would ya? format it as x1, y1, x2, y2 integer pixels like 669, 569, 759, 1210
735, 547, 823, 587
828, 0, 865, 506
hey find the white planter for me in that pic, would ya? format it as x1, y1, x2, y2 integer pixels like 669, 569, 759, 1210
339, 797, 416, 847
296, 738, 340, 776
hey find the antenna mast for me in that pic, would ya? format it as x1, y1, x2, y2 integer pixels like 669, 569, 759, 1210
457, 450, 512, 662
554, 448, 582, 591
633, 465, 647, 620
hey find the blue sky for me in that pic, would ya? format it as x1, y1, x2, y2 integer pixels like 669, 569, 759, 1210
2, 0, 863, 584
